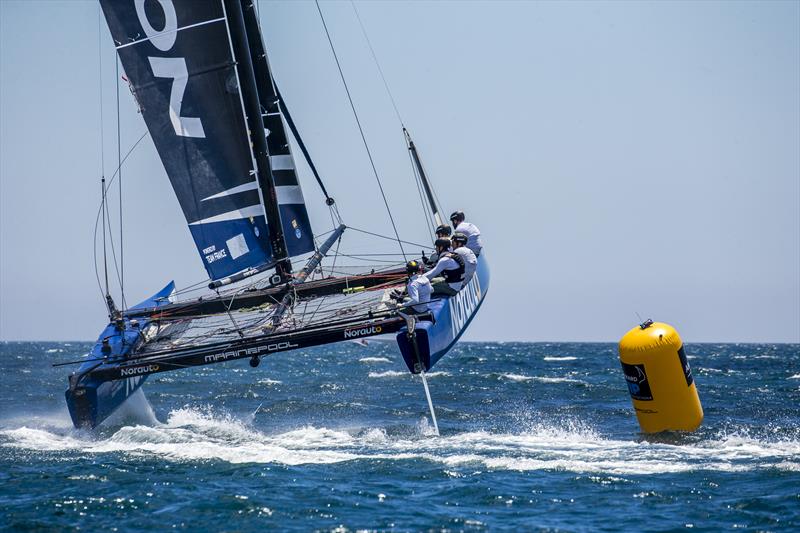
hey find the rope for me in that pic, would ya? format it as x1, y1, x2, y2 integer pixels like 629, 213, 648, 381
115, 55, 126, 309
97, 7, 109, 302
350, 2, 441, 236
350, 1, 404, 127
275, 86, 336, 208
348, 226, 430, 249
314, 0, 406, 261
408, 145, 436, 234
93, 131, 149, 306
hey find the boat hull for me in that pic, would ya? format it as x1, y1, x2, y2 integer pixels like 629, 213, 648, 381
65, 282, 175, 429
397, 254, 490, 372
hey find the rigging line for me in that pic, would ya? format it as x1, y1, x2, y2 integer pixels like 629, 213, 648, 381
97, 7, 106, 180
314, 0, 406, 261
115, 55, 126, 309
350, 0, 404, 127
347, 226, 430, 249
102, 190, 124, 298
409, 147, 435, 235
92, 130, 149, 307
351, 0, 436, 235
99, 179, 109, 300
275, 86, 336, 207
97, 7, 110, 301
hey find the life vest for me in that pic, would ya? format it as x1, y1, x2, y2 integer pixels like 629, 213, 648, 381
442, 252, 465, 284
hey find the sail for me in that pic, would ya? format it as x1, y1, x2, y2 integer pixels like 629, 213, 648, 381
241, 1, 315, 257
100, 0, 299, 280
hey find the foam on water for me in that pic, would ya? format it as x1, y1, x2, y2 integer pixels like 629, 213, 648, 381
543, 356, 577, 361
499, 373, 585, 384
2, 406, 797, 475
368, 370, 449, 378
359, 357, 392, 364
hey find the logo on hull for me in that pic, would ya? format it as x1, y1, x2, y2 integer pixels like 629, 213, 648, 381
344, 325, 382, 339
203, 341, 299, 363
449, 276, 482, 336
120, 364, 160, 377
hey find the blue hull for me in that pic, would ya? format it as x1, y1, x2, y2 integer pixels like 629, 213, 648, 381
397, 254, 490, 372
65, 282, 175, 429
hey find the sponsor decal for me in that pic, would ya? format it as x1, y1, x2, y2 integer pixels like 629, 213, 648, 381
291, 219, 302, 239
205, 248, 228, 264
343, 325, 382, 339
449, 276, 482, 336
677, 345, 694, 386
120, 364, 160, 377
204, 341, 299, 363
134, 0, 206, 139
621, 362, 653, 401
125, 375, 144, 396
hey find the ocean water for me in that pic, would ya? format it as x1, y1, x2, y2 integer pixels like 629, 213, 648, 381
0, 341, 798, 531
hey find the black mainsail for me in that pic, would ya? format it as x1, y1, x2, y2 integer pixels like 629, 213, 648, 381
100, 0, 313, 282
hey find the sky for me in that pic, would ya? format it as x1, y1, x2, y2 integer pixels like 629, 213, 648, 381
1, 0, 798, 343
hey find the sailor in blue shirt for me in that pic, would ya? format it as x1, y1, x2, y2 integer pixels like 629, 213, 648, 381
449, 211, 483, 256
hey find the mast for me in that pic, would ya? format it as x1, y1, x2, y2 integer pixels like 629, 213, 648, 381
404, 128, 443, 227
224, 0, 291, 280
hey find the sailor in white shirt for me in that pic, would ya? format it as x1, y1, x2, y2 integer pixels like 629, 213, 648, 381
424, 238, 465, 296
449, 211, 483, 256
402, 260, 432, 313
451, 232, 477, 284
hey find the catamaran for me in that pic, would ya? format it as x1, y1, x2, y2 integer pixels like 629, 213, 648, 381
60, 0, 489, 432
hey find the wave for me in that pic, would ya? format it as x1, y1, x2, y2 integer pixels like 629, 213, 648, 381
2, 407, 797, 475
543, 356, 577, 361
368, 371, 449, 378
359, 357, 392, 364
499, 373, 585, 384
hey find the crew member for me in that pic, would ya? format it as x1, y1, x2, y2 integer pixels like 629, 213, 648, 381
451, 232, 477, 284
424, 238, 465, 296
435, 224, 452, 239
425, 224, 453, 266
449, 211, 483, 256
391, 260, 432, 313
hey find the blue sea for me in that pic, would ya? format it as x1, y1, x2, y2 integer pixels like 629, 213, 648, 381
1, 341, 798, 531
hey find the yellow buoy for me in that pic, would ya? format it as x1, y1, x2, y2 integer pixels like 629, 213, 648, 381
618, 320, 703, 433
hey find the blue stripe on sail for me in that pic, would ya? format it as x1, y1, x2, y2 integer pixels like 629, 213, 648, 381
280, 203, 315, 257
188, 216, 273, 281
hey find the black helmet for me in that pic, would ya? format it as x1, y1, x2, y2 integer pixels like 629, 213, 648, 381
449, 211, 465, 223
406, 260, 421, 274
452, 232, 467, 245
435, 224, 452, 237
434, 238, 451, 251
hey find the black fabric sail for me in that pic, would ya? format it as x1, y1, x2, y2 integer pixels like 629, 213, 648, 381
241, 1, 315, 258
100, 0, 313, 281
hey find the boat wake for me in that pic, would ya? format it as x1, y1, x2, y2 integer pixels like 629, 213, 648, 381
1, 406, 797, 475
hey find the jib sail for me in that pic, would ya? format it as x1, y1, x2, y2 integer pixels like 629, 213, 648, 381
100, 0, 313, 280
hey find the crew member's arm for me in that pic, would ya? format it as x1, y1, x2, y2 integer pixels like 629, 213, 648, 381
424, 256, 454, 280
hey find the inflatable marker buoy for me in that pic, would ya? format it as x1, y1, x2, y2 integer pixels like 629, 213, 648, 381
618, 320, 703, 433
